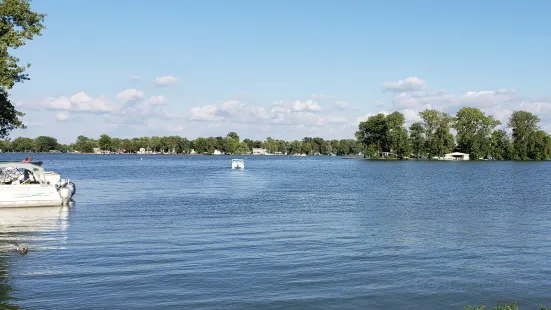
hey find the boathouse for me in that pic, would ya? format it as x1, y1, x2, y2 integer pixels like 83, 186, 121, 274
444, 152, 470, 161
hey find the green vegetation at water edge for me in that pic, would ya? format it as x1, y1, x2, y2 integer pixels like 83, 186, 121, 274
356, 108, 551, 160
1, 133, 363, 156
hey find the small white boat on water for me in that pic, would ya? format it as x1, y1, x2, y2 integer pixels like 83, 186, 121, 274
0, 161, 76, 208
231, 159, 244, 169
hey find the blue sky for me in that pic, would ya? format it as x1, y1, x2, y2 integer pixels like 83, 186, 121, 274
10, 0, 551, 143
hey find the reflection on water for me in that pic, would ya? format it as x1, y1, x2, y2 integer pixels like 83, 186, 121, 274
0, 206, 72, 309
0, 206, 70, 249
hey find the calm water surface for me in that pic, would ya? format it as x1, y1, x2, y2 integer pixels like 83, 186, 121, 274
1, 154, 551, 309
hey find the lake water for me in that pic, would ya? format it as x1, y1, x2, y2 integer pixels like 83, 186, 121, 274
1, 154, 551, 309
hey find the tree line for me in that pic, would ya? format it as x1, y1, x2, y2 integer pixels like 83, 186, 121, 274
0, 133, 363, 156
356, 107, 551, 160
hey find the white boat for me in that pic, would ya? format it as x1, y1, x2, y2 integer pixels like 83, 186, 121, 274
231, 159, 244, 169
0, 161, 76, 208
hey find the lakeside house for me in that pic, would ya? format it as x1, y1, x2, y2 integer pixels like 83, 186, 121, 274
443, 152, 470, 161
252, 148, 268, 155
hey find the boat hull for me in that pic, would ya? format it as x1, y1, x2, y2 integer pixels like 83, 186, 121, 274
0, 185, 63, 208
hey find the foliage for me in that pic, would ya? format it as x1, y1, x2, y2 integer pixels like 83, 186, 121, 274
356, 113, 388, 155
98, 134, 113, 151
454, 107, 501, 160
409, 122, 425, 158
355, 112, 411, 158
490, 129, 511, 160
33, 135, 57, 152
0, 89, 24, 138
509, 111, 541, 160
419, 109, 454, 159
1, 132, 364, 156
0, 0, 46, 137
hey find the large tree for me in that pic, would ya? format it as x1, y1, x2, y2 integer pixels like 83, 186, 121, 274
409, 122, 425, 159
454, 107, 501, 160
386, 112, 411, 159
419, 109, 454, 159
98, 134, 113, 151
0, 0, 46, 138
355, 113, 388, 156
509, 111, 541, 160
33, 135, 58, 152
490, 129, 511, 160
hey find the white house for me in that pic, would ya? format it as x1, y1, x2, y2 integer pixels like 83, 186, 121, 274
213, 150, 223, 155
443, 152, 470, 161
252, 148, 267, 155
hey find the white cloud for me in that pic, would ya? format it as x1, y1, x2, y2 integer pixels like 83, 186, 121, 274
333, 101, 349, 110
383, 77, 426, 92
402, 109, 422, 123
188, 100, 267, 123
116, 89, 144, 103
292, 100, 322, 112
18, 92, 113, 113
128, 75, 142, 81
356, 111, 389, 124
187, 99, 349, 129
188, 105, 221, 122
56, 112, 70, 122
392, 88, 519, 112
153, 75, 178, 86
148, 95, 167, 105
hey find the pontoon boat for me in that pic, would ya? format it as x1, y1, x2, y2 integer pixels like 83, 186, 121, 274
231, 159, 244, 169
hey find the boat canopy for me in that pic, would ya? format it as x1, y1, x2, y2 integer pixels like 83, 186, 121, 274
0, 162, 49, 185
0, 162, 45, 173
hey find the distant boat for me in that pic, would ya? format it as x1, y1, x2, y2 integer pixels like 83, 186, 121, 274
231, 159, 244, 169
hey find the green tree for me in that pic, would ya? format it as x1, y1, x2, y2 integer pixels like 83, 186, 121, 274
0, 90, 25, 138
527, 130, 551, 160
74, 135, 97, 153
223, 136, 239, 154
111, 138, 122, 152
33, 136, 58, 152
243, 138, 254, 150
454, 107, 500, 160
355, 113, 388, 155
0, 139, 9, 151
235, 142, 250, 154
10, 136, 33, 152
150, 136, 162, 152
409, 122, 425, 158
0, 0, 46, 137
193, 137, 208, 154
386, 112, 410, 158
264, 137, 277, 154
206, 137, 217, 154
226, 132, 239, 142
98, 134, 113, 151
288, 140, 302, 155
419, 109, 454, 159
490, 130, 511, 160
509, 111, 541, 160
180, 137, 191, 154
